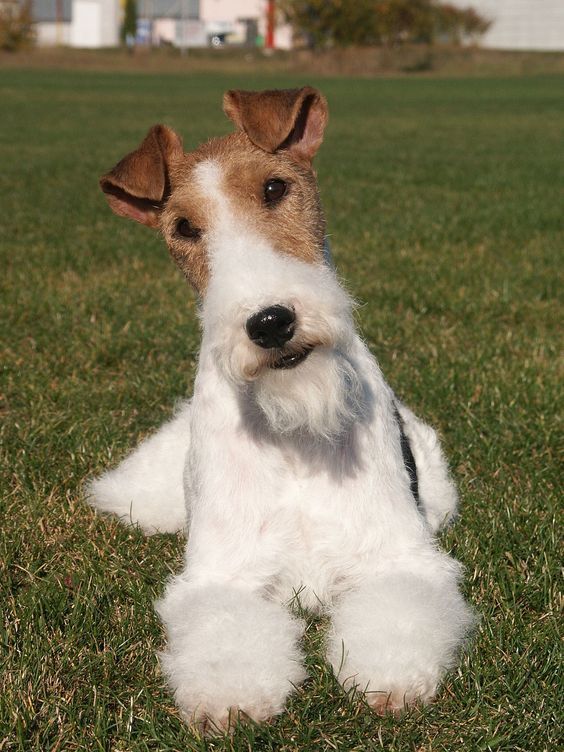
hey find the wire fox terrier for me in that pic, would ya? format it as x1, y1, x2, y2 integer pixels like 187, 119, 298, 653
87, 87, 474, 731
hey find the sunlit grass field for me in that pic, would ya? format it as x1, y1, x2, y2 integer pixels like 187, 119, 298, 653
1, 69, 561, 751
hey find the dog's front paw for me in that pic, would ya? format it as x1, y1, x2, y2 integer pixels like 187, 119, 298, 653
157, 582, 307, 733
361, 670, 438, 716
177, 695, 280, 735
336, 657, 440, 716
327, 572, 475, 715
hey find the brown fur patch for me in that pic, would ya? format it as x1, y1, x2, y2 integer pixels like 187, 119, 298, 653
99, 87, 329, 295
159, 132, 326, 295
100, 125, 183, 227
223, 87, 328, 163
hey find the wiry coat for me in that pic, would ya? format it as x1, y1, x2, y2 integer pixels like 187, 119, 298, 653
87, 87, 474, 732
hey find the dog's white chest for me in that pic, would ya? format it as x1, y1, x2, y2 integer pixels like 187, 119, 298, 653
258, 474, 369, 609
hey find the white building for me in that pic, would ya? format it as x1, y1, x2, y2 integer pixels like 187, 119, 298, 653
70, 0, 119, 47
29, 0, 119, 47
200, 0, 292, 48
148, 0, 292, 50
453, 0, 564, 51
28, 0, 291, 49
29, 0, 72, 45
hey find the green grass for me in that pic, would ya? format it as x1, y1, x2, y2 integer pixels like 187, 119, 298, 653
1, 70, 561, 751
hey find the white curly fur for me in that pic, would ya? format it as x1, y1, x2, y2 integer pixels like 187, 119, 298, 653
87, 124, 474, 731
156, 584, 306, 731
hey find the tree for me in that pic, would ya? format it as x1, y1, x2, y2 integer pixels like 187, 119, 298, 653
433, 3, 491, 44
279, 0, 379, 49
121, 0, 138, 47
280, 0, 490, 49
0, 1, 35, 51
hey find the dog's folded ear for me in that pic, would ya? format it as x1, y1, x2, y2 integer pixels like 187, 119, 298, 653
223, 86, 328, 164
99, 125, 183, 227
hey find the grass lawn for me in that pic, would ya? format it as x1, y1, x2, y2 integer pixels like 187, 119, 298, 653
1, 69, 561, 751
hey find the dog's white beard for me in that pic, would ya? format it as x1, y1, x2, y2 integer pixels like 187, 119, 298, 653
251, 348, 364, 441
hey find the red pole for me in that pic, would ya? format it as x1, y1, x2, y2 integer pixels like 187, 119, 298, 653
56, 0, 62, 44
265, 0, 275, 49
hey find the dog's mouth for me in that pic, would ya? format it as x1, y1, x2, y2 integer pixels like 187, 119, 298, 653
269, 347, 313, 370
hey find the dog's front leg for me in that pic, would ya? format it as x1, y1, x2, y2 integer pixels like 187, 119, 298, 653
86, 400, 191, 534
326, 558, 474, 714
156, 576, 307, 733
155, 369, 308, 731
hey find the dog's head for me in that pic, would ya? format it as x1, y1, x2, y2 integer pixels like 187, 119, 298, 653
100, 88, 362, 439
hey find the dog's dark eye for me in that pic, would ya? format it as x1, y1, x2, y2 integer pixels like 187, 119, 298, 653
264, 179, 287, 205
175, 218, 201, 240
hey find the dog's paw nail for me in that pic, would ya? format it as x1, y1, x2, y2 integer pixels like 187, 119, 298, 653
188, 705, 273, 736
366, 691, 426, 717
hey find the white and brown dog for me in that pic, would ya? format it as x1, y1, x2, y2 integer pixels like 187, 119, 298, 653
88, 87, 474, 731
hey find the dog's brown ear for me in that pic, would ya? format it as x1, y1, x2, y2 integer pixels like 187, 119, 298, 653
223, 86, 328, 164
100, 125, 183, 228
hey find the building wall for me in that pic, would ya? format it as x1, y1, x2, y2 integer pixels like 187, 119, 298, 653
98, 0, 119, 46
200, 0, 262, 25
69, 0, 119, 47
70, 1, 100, 46
36, 21, 72, 45
32, 0, 292, 49
200, 0, 292, 48
176, 19, 206, 46
453, 0, 564, 51
152, 17, 175, 44
29, 0, 72, 23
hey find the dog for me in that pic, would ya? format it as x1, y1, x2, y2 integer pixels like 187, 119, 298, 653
87, 86, 474, 732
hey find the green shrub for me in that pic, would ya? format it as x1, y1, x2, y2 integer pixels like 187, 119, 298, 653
280, 0, 490, 49
0, 0, 35, 51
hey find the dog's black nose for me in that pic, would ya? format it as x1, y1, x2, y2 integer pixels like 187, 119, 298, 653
246, 305, 296, 349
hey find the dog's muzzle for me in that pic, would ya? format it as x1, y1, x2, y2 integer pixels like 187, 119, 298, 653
245, 305, 312, 370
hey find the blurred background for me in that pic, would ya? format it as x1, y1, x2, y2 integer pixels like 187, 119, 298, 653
1, 3, 562, 751
2, 0, 564, 76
